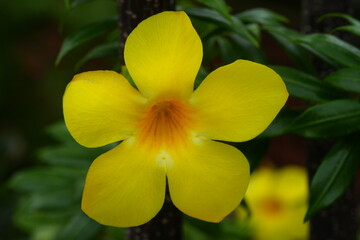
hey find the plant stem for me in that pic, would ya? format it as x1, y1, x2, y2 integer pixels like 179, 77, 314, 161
116, 1, 182, 239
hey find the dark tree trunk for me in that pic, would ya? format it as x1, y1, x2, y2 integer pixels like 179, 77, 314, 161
125, 187, 183, 240
301, 1, 357, 240
117, 0, 176, 65
116, 1, 182, 240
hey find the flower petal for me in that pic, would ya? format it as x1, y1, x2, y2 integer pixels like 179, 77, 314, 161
82, 139, 166, 227
124, 11, 202, 99
63, 71, 146, 148
167, 138, 250, 222
190, 60, 288, 142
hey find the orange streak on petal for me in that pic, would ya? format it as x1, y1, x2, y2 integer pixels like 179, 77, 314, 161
137, 99, 194, 153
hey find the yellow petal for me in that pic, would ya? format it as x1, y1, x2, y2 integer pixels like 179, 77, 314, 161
190, 60, 288, 142
274, 166, 308, 203
167, 138, 250, 222
82, 139, 166, 227
63, 71, 146, 148
124, 11, 202, 99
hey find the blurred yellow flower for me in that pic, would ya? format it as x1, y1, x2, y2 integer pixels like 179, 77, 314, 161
238, 166, 309, 240
63, 11, 288, 227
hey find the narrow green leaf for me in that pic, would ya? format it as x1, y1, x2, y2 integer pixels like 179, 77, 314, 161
216, 35, 266, 65
295, 34, 360, 67
194, 0, 232, 23
331, 25, 360, 37
299, 44, 342, 69
9, 167, 85, 192
319, 13, 360, 26
228, 34, 266, 63
245, 23, 261, 42
234, 138, 269, 172
69, 0, 96, 9
324, 67, 360, 94
37, 145, 100, 168
231, 17, 259, 46
64, 0, 96, 9
286, 99, 360, 138
55, 212, 102, 240
217, 37, 238, 64
64, 0, 71, 9
260, 109, 298, 138
305, 135, 360, 221
56, 17, 117, 65
271, 66, 345, 102
45, 122, 76, 144
76, 42, 119, 70
194, 66, 208, 89
14, 201, 72, 231
121, 65, 137, 89
185, 8, 258, 46
184, 215, 222, 239
186, 8, 230, 26
264, 26, 315, 73
28, 188, 79, 210
236, 8, 288, 26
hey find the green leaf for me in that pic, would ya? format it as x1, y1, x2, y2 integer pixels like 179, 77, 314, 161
295, 34, 360, 67
56, 17, 117, 65
194, 0, 232, 23
236, 8, 288, 26
245, 23, 261, 42
76, 42, 119, 70
14, 200, 72, 231
9, 167, 85, 192
305, 135, 360, 221
319, 13, 360, 26
185, 8, 258, 46
230, 17, 259, 47
228, 33, 266, 63
55, 212, 102, 240
286, 99, 360, 138
215, 35, 266, 65
331, 25, 360, 37
260, 109, 299, 138
194, 66, 208, 89
233, 139, 269, 172
186, 8, 230, 26
121, 65, 137, 89
27, 188, 80, 210
216, 37, 239, 64
264, 26, 315, 73
37, 145, 99, 168
271, 66, 345, 102
324, 67, 360, 94
184, 215, 222, 239
68, 0, 96, 9
45, 122, 76, 144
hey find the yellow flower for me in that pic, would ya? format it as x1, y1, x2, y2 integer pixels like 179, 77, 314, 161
63, 11, 288, 227
239, 166, 309, 240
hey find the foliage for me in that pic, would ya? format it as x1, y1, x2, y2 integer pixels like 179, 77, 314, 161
9, 122, 123, 240
9, 0, 360, 239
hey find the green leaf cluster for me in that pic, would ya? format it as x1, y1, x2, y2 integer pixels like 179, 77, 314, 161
9, 123, 123, 240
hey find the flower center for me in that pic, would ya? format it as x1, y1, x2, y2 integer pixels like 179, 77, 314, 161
137, 99, 193, 152
260, 197, 283, 217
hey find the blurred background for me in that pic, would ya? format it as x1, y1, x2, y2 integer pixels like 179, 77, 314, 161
0, 0, 357, 239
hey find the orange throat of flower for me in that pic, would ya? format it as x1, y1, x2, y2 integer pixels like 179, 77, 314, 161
259, 197, 284, 217
137, 99, 194, 153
